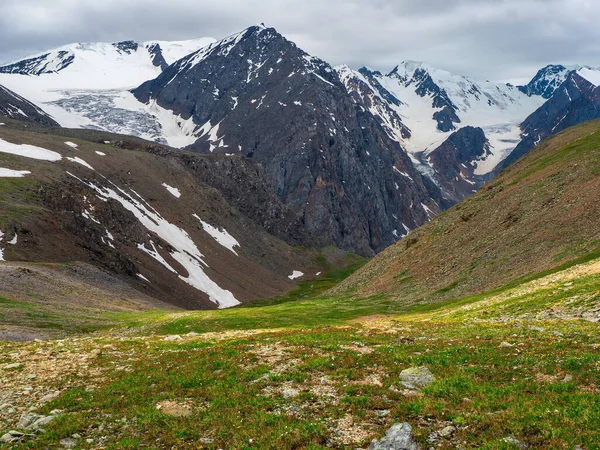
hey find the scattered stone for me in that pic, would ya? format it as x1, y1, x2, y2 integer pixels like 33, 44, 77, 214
163, 335, 183, 342
18, 412, 44, 429
553, 331, 564, 337
369, 422, 418, 450
186, 332, 200, 337
499, 342, 514, 348
60, 437, 78, 448
439, 425, 456, 438
562, 374, 574, 383
1, 430, 35, 443
3, 363, 22, 370
393, 336, 416, 344
504, 436, 528, 449
376, 409, 390, 417
155, 400, 193, 417
39, 391, 61, 403
282, 387, 300, 399
427, 432, 439, 444
529, 326, 544, 332
399, 366, 435, 389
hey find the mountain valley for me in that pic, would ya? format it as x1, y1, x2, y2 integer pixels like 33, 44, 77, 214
1, 21, 600, 450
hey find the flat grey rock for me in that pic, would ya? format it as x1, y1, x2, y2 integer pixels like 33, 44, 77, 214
399, 366, 435, 389
369, 422, 419, 450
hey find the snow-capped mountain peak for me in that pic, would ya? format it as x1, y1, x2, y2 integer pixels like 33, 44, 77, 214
0, 36, 217, 144
341, 62, 545, 176
517, 64, 600, 98
518, 64, 573, 98
0, 37, 216, 88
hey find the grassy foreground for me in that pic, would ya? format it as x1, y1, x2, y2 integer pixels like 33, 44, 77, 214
0, 258, 599, 449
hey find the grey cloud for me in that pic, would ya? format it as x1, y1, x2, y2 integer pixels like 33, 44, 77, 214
0, 0, 598, 82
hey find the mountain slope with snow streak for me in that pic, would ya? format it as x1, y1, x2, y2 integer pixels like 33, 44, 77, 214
0, 83, 59, 127
498, 69, 600, 172
0, 123, 326, 309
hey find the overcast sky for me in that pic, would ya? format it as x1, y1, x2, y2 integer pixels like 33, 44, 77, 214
1, 0, 599, 83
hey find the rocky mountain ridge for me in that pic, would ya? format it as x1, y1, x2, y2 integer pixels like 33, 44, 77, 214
133, 25, 447, 255
0, 84, 59, 127
2, 25, 600, 255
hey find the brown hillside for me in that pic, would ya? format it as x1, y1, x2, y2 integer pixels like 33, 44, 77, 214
0, 121, 323, 310
333, 120, 600, 303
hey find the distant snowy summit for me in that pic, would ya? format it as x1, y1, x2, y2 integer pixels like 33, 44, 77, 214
0, 37, 216, 88
518, 64, 600, 98
0, 36, 217, 140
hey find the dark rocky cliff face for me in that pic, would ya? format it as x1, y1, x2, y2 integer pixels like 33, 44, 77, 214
499, 73, 600, 172
427, 126, 490, 202
0, 84, 59, 126
133, 26, 446, 256
342, 67, 411, 141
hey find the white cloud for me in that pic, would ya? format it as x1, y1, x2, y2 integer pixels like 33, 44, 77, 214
1, 0, 599, 82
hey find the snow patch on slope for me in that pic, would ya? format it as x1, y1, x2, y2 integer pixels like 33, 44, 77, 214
0, 138, 62, 161
577, 67, 600, 87
67, 156, 94, 170
161, 183, 181, 198
0, 168, 31, 177
193, 214, 240, 255
68, 173, 240, 308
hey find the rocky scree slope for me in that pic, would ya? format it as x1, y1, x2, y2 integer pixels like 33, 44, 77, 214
133, 25, 447, 256
333, 120, 600, 303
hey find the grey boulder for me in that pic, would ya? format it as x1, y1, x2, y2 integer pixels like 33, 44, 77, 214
369, 422, 419, 450
399, 366, 435, 389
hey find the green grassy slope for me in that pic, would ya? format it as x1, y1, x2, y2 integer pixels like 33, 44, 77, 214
332, 119, 600, 307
